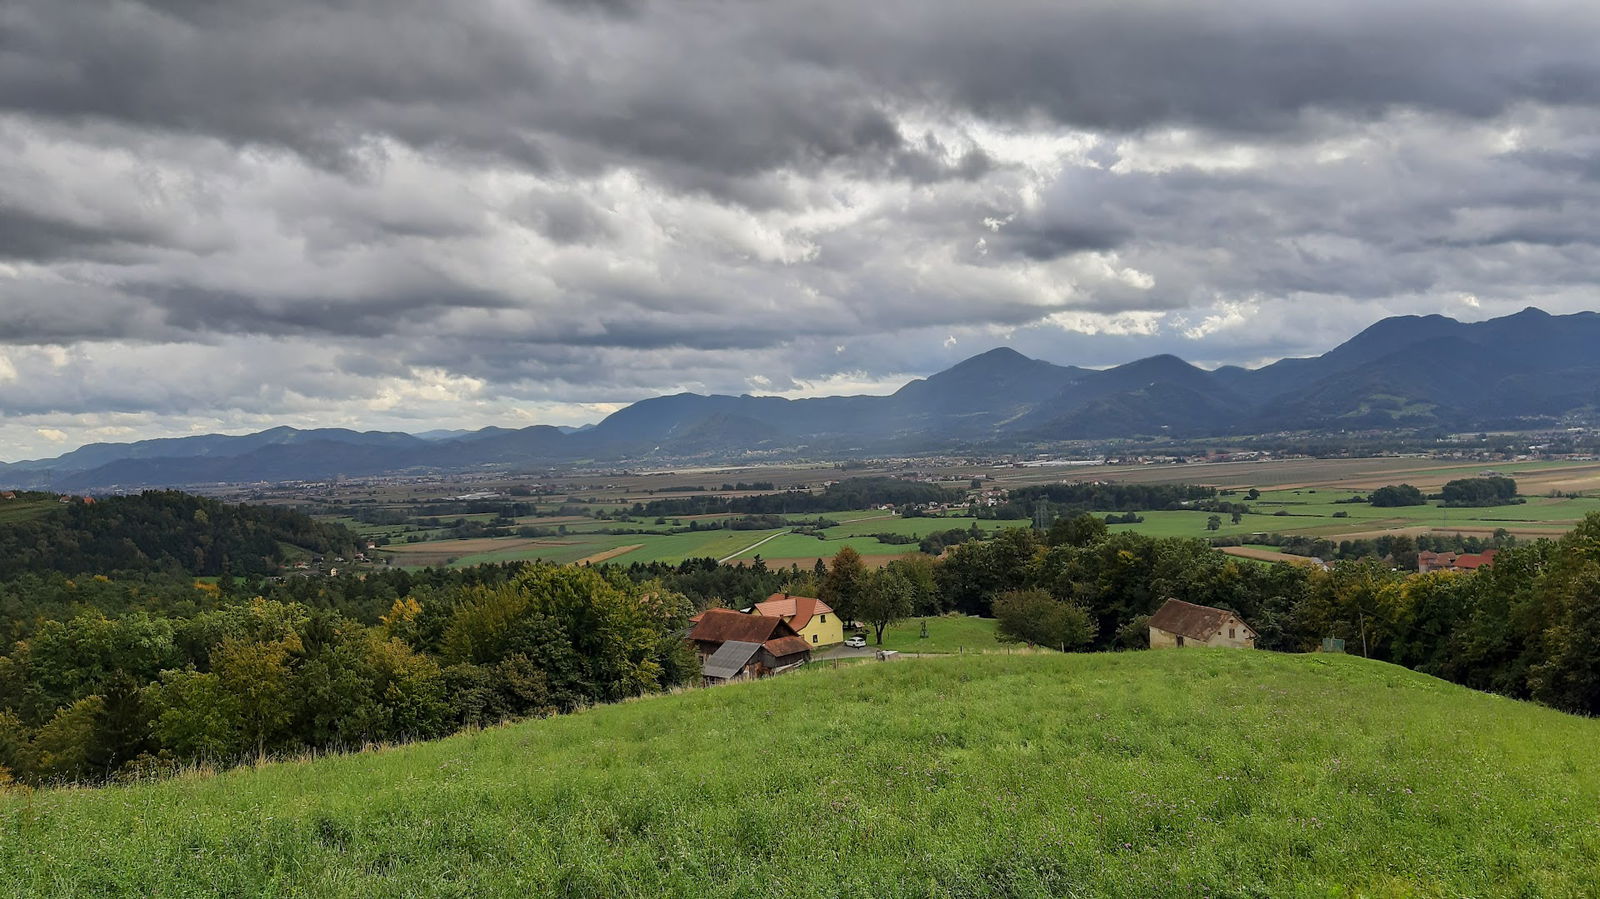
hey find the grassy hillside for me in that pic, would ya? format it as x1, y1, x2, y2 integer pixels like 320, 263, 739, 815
4, 652, 1598, 897
0, 493, 57, 525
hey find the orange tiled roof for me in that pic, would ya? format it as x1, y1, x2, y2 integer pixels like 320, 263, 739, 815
754, 593, 833, 630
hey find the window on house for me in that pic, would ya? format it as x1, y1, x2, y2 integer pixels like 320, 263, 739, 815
1229, 627, 1236, 639
820, 614, 826, 622
1176, 635, 1185, 647
812, 634, 818, 643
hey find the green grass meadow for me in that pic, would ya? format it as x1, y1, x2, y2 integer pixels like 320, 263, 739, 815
0, 497, 57, 525
870, 614, 1007, 654
5, 651, 1598, 897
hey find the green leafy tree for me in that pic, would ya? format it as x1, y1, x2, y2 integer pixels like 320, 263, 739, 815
858, 570, 915, 645
993, 589, 1094, 650
19, 696, 103, 782
883, 554, 941, 616
1297, 560, 1404, 658
145, 669, 242, 761
1207, 515, 1222, 532
1527, 515, 1600, 713
1046, 514, 1107, 548
820, 547, 870, 625
1369, 484, 1427, 507
213, 637, 297, 760
1440, 477, 1520, 507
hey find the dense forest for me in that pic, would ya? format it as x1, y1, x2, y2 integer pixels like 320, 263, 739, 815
0, 491, 355, 578
0, 564, 696, 784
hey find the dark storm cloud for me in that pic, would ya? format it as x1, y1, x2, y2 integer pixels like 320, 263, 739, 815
0, 207, 163, 262
7, 0, 1600, 459
9, 1, 1600, 183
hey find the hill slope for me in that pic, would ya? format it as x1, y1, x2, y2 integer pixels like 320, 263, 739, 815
5, 651, 1597, 896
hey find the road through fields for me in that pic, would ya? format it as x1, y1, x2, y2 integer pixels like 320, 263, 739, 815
719, 530, 785, 563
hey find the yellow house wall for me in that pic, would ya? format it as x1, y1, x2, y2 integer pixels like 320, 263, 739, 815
796, 612, 844, 647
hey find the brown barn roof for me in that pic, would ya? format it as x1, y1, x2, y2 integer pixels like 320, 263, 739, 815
1148, 599, 1253, 641
754, 593, 833, 630
688, 608, 797, 644
762, 635, 813, 658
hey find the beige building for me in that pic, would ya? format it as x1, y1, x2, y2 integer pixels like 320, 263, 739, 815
1148, 599, 1256, 649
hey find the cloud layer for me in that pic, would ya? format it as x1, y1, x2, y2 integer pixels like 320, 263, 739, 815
4, 0, 1600, 459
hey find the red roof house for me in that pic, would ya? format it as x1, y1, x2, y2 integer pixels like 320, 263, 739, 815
686, 609, 812, 683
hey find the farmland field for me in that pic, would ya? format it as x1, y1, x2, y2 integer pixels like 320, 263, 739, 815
0, 496, 57, 524
330, 458, 1600, 570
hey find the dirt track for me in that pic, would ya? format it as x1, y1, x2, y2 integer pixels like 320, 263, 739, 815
574, 544, 644, 565
1217, 546, 1328, 566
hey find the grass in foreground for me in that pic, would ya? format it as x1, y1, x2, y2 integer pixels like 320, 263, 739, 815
5, 652, 1598, 897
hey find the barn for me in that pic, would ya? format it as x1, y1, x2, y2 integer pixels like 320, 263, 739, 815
687, 608, 813, 684
1148, 599, 1256, 649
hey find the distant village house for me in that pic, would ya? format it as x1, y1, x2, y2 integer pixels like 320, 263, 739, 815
1148, 599, 1256, 649
1418, 550, 1497, 573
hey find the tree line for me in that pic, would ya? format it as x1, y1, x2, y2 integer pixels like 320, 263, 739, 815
862, 512, 1600, 716
977, 482, 1219, 520
0, 565, 695, 785
0, 491, 355, 579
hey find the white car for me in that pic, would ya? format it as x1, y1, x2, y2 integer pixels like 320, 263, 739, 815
844, 635, 868, 648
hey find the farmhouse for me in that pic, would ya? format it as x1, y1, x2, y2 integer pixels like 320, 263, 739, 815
687, 609, 812, 685
1418, 550, 1498, 573
1148, 599, 1256, 649
749, 593, 843, 647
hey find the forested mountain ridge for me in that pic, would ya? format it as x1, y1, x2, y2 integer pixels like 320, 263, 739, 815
0, 491, 355, 578
4, 307, 1599, 490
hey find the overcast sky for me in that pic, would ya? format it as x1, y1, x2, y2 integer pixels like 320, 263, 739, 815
5, 0, 1600, 460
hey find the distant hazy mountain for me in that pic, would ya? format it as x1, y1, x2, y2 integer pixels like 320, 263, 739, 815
6, 307, 1597, 490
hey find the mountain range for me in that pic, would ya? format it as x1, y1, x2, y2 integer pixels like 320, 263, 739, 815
5, 307, 1598, 490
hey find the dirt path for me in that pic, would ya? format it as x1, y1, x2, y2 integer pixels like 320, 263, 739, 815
574, 544, 643, 565
1217, 546, 1328, 566
718, 531, 784, 563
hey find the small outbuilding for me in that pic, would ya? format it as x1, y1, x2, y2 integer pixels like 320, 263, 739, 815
699, 637, 813, 685
1148, 599, 1256, 649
